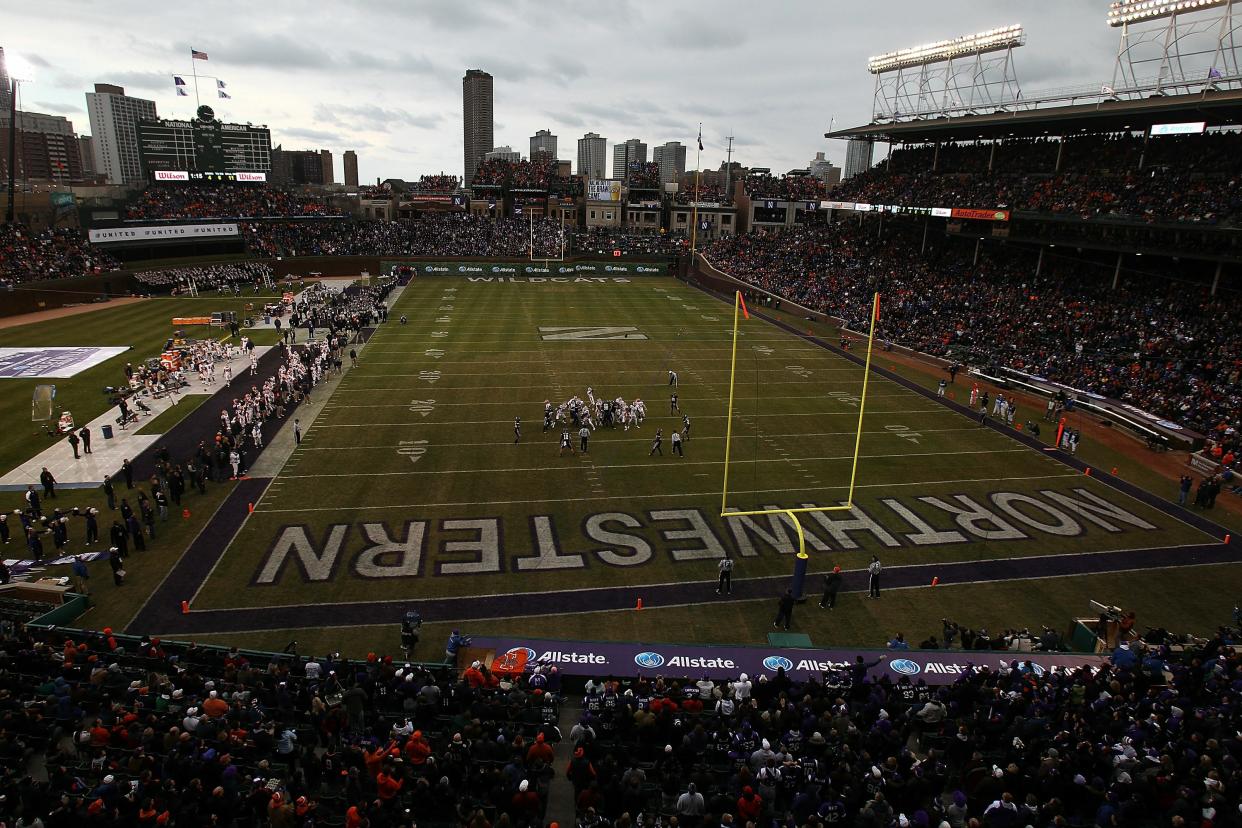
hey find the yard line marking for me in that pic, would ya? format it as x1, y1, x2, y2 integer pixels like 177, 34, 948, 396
335, 379, 885, 391
253, 473, 1078, 512
295, 426, 1002, 450
312, 409, 954, 427
276, 448, 1030, 478
362, 340, 805, 351
319, 392, 917, 408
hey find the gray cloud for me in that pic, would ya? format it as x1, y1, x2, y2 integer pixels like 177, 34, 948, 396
549, 112, 586, 129
201, 34, 327, 70
278, 126, 344, 145
663, 20, 747, 51
7, 0, 1139, 182
313, 103, 441, 132
97, 71, 175, 93
341, 51, 436, 76
31, 100, 81, 115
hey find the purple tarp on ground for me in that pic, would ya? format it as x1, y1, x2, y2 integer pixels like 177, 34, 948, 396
470, 636, 1108, 684
0, 347, 130, 378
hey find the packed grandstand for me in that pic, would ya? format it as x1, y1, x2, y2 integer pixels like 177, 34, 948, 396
8, 128, 1239, 456
5, 9, 1242, 828
0, 623, 1235, 827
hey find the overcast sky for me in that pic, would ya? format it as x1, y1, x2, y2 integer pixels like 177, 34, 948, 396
9, 0, 1123, 183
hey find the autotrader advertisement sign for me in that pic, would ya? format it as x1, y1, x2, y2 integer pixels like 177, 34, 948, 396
470, 636, 1106, 684
412, 260, 668, 276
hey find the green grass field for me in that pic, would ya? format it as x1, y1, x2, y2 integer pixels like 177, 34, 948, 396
188, 277, 1215, 616
0, 295, 283, 473
3, 278, 1233, 660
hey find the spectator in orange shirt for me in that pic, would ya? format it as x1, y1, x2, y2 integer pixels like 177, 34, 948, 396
202, 690, 229, 718
404, 730, 432, 765
364, 740, 395, 778
526, 732, 554, 765
345, 801, 367, 828
464, 660, 487, 688
376, 768, 404, 802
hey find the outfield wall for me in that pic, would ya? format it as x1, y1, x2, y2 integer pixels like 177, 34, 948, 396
2, 272, 140, 319
2, 255, 675, 319
398, 259, 671, 276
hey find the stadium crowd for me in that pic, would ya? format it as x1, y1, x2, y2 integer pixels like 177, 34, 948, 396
0, 224, 119, 286
673, 186, 731, 205
625, 163, 663, 191
573, 229, 685, 257
411, 175, 461, 192
132, 262, 275, 293
241, 216, 570, 258
240, 216, 682, 260
705, 222, 1242, 441
0, 617, 1235, 827
745, 174, 828, 202
472, 160, 565, 191
838, 132, 1242, 225
124, 185, 340, 221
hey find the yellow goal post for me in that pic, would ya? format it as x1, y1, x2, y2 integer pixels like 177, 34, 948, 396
720, 290, 881, 554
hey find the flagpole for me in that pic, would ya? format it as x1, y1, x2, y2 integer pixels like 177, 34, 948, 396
190, 49, 200, 108
691, 122, 702, 257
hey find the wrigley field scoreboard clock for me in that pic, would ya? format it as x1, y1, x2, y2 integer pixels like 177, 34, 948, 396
138, 105, 272, 181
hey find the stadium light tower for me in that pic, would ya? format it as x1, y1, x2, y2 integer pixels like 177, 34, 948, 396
1109, 0, 1242, 97
5, 52, 35, 226
867, 25, 1025, 122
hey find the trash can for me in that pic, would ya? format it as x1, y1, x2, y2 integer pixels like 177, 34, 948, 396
263, 315, 271, 325
101, 424, 114, 439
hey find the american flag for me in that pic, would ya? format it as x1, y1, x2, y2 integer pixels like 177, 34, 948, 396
191, 49, 209, 60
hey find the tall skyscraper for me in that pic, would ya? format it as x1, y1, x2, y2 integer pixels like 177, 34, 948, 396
530, 129, 557, 162
577, 132, 607, 179
0, 47, 11, 114
343, 150, 358, 186
653, 141, 686, 185
808, 151, 841, 188
319, 149, 334, 185
271, 146, 333, 185
844, 138, 874, 180
0, 111, 85, 183
462, 69, 494, 187
79, 136, 96, 177
612, 138, 647, 180
85, 83, 157, 185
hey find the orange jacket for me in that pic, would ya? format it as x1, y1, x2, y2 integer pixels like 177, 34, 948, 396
377, 771, 404, 801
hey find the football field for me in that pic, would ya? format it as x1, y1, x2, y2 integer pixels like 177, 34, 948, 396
163, 275, 1221, 636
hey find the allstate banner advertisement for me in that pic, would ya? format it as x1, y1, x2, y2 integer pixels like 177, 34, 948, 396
413, 260, 669, 276
470, 636, 1106, 685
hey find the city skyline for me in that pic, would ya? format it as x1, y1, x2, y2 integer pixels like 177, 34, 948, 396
7, 1, 1119, 184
